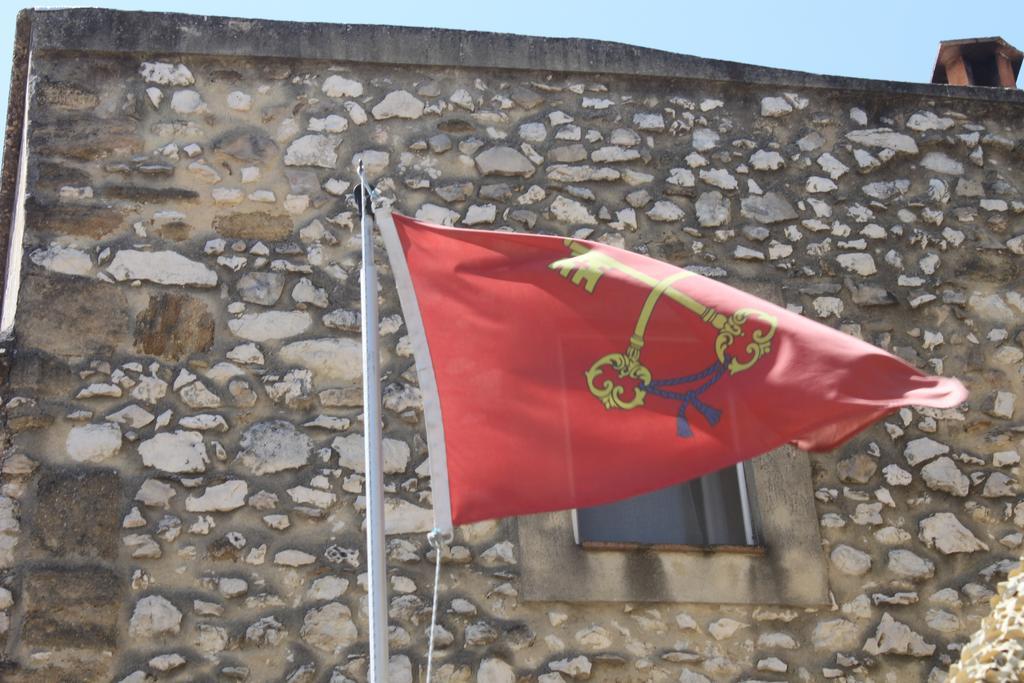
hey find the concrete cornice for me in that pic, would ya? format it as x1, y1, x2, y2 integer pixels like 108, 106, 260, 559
23, 7, 1024, 105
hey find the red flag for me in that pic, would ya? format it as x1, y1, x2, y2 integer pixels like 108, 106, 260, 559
378, 211, 968, 531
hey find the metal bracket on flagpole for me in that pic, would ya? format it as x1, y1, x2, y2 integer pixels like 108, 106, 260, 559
357, 160, 389, 683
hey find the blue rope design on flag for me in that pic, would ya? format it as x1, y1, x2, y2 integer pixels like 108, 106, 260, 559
639, 356, 730, 437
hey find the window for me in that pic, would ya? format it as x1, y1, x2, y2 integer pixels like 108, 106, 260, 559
516, 445, 830, 606
574, 463, 756, 548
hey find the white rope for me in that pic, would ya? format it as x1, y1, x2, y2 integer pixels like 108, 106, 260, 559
424, 528, 451, 683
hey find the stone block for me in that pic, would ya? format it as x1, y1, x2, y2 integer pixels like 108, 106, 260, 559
20, 564, 123, 647
36, 79, 100, 110
24, 199, 123, 239
8, 350, 78, 398
99, 184, 199, 202
134, 292, 215, 360
212, 211, 293, 240
31, 468, 122, 560
31, 117, 142, 160
16, 273, 133, 358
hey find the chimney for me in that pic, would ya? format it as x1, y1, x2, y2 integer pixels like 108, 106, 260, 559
931, 37, 1022, 88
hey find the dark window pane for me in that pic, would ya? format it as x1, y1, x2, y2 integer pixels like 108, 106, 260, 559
577, 465, 751, 546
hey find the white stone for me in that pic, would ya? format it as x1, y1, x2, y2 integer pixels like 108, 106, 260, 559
140, 62, 194, 86
300, 602, 358, 653
812, 618, 859, 650
549, 656, 592, 678
882, 464, 912, 486
228, 311, 312, 342
135, 479, 176, 508
385, 498, 432, 535
227, 91, 252, 111
29, 245, 92, 276
816, 153, 849, 180
904, 437, 949, 466
750, 149, 784, 171
709, 618, 747, 640
322, 75, 363, 98
475, 146, 535, 177
757, 657, 787, 673
129, 595, 182, 638
921, 152, 963, 176
845, 128, 919, 154
761, 96, 793, 117
831, 544, 872, 575
863, 613, 934, 657
275, 549, 316, 566
238, 421, 312, 475
292, 278, 328, 308
862, 179, 910, 200
920, 456, 969, 496
888, 549, 934, 580
907, 111, 954, 131
550, 196, 597, 225
695, 191, 730, 227
186, 481, 248, 512
836, 253, 877, 276
288, 486, 336, 509
692, 127, 719, 151
646, 200, 685, 222
179, 382, 221, 409
632, 113, 665, 131
66, 423, 122, 463
806, 176, 837, 193
450, 88, 475, 110
812, 297, 843, 318
108, 250, 217, 287
991, 391, 1016, 419
993, 450, 1020, 467
170, 89, 205, 114
476, 658, 516, 683
919, 513, 988, 554
307, 576, 349, 601
415, 204, 460, 226
464, 204, 497, 225
700, 168, 737, 190
334, 434, 409, 474
278, 338, 361, 381
139, 431, 208, 473
968, 293, 1017, 322
372, 90, 424, 120
284, 135, 341, 168
741, 193, 797, 223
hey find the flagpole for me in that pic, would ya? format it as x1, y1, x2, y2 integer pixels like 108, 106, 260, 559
358, 161, 389, 683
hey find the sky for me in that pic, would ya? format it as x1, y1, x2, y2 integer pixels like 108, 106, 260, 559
1, 1, 1023, 134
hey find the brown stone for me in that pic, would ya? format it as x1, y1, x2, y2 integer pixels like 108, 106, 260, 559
37, 80, 99, 110
32, 160, 91, 193
17, 273, 133, 358
837, 453, 878, 485
25, 198, 123, 238
31, 117, 142, 160
99, 184, 199, 202
6, 406, 54, 432
31, 468, 122, 560
135, 293, 215, 360
21, 564, 124, 647
213, 127, 279, 162
213, 211, 293, 240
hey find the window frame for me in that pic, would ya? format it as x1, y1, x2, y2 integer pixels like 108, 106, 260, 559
570, 462, 758, 548
515, 445, 830, 606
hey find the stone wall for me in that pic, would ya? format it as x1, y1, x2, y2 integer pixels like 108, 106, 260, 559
0, 8, 1022, 683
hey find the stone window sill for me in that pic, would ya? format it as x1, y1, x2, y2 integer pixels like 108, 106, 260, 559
516, 446, 831, 606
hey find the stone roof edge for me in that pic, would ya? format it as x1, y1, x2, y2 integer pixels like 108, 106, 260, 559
24, 7, 1024, 105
